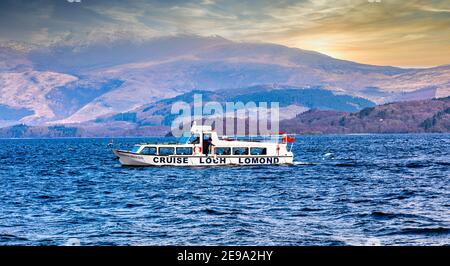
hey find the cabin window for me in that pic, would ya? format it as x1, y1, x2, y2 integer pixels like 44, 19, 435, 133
176, 147, 193, 155
215, 147, 231, 155
131, 146, 141, 153
232, 147, 249, 155
141, 147, 157, 155
188, 134, 200, 144
250, 147, 267, 155
159, 147, 174, 156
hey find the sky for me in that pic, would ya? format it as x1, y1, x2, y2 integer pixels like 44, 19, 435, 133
0, 0, 449, 67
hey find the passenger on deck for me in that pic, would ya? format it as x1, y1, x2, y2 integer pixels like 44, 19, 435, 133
203, 134, 212, 155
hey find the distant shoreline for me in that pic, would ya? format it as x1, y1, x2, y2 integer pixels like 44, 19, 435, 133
0, 132, 449, 140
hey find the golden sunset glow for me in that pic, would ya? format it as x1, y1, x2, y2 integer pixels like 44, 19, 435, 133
260, 0, 450, 67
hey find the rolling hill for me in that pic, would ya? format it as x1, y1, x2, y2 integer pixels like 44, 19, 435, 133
94, 85, 376, 126
280, 97, 450, 134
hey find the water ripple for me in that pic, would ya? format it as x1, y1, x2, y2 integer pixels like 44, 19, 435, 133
0, 134, 449, 245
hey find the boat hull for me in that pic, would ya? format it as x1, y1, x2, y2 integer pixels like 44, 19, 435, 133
113, 149, 293, 166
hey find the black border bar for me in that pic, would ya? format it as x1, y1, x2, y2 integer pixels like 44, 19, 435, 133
0, 246, 447, 264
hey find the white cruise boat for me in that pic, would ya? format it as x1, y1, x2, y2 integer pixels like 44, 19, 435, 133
113, 123, 295, 166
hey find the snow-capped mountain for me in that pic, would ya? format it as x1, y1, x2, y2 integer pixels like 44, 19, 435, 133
0, 35, 448, 127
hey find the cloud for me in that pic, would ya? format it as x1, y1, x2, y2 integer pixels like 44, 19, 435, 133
0, 0, 448, 67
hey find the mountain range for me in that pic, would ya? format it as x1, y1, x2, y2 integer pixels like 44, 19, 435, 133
0, 35, 448, 135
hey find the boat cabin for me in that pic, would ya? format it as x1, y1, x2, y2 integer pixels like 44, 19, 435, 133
129, 124, 292, 157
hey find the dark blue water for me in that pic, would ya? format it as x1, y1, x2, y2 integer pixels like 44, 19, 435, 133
0, 134, 449, 246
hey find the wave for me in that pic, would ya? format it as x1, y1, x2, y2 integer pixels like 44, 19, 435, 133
293, 161, 318, 165
299, 207, 323, 212
369, 211, 435, 222
201, 208, 229, 216
385, 227, 450, 236
405, 162, 429, 168
0, 234, 29, 242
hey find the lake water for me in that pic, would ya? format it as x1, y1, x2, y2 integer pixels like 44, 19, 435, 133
0, 134, 449, 245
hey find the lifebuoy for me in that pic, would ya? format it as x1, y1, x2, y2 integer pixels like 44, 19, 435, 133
194, 146, 202, 153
